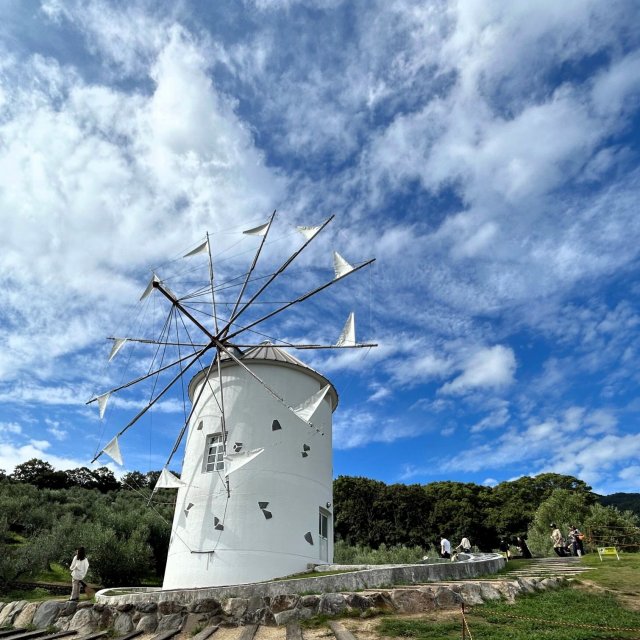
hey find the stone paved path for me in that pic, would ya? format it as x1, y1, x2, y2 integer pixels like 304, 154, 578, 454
495, 556, 588, 579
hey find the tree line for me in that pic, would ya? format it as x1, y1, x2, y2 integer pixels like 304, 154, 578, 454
1, 460, 638, 590
333, 474, 639, 556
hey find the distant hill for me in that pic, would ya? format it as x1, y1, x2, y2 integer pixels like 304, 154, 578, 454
599, 493, 640, 516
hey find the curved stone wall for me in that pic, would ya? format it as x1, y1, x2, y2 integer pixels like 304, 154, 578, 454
96, 553, 505, 607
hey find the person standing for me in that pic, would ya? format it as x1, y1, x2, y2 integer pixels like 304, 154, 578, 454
550, 523, 565, 557
499, 538, 511, 560
69, 546, 89, 601
569, 525, 584, 557
440, 536, 451, 559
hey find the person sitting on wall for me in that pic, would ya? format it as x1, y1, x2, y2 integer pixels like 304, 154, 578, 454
455, 536, 472, 554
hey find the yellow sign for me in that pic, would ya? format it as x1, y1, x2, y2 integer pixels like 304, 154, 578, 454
597, 547, 620, 561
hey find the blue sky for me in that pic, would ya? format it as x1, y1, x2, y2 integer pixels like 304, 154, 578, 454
1, 0, 640, 495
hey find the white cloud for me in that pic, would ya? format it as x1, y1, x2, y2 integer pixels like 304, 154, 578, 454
0, 440, 89, 475
0, 422, 22, 436
333, 408, 425, 449
439, 345, 516, 395
441, 406, 640, 490
470, 403, 510, 433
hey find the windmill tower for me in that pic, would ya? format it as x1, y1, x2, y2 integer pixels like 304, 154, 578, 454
163, 343, 338, 588
89, 214, 375, 588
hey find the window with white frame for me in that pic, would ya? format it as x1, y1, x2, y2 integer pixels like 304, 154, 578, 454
203, 433, 226, 473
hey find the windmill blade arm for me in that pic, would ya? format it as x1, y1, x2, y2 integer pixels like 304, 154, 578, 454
231, 343, 379, 349
165, 352, 221, 468
90, 345, 212, 463
224, 257, 375, 342
222, 214, 334, 334
223, 210, 276, 334
108, 337, 208, 348
153, 280, 216, 341
87, 350, 206, 405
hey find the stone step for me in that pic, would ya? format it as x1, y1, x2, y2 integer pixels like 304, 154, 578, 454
328, 621, 358, 640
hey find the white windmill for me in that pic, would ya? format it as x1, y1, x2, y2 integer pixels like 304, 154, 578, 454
88, 213, 375, 588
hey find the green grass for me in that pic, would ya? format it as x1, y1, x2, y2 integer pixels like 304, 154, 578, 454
578, 551, 640, 595
1, 587, 58, 602
378, 588, 640, 639
36, 562, 69, 583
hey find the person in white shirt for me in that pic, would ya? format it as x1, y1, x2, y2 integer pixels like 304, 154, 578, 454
455, 536, 472, 554
440, 536, 451, 559
69, 546, 90, 602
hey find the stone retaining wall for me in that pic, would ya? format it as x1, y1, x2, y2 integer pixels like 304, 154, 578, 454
95, 553, 505, 607
0, 576, 567, 631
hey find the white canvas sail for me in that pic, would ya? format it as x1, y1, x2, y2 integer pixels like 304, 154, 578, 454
183, 240, 209, 258
297, 225, 321, 241
108, 338, 128, 362
224, 448, 264, 477
336, 312, 356, 347
243, 221, 270, 236
293, 385, 330, 422
140, 273, 160, 301
97, 392, 111, 419
333, 252, 354, 279
102, 435, 123, 466
154, 468, 185, 489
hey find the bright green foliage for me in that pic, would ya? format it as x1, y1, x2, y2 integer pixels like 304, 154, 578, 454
86, 525, 153, 586
583, 503, 640, 551
489, 473, 594, 538
526, 489, 640, 556
0, 516, 42, 589
334, 473, 595, 552
526, 488, 591, 555
334, 541, 435, 565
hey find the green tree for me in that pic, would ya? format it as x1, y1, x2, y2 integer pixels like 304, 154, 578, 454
584, 503, 640, 551
526, 488, 591, 556
12, 458, 68, 489
423, 481, 494, 550
86, 525, 153, 586
121, 471, 148, 490
489, 473, 594, 538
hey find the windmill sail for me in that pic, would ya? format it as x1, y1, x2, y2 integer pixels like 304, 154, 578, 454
108, 338, 128, 362
243, 222, 270, 236
333, 252, 355, 279
154, 468, 185, 489
297, 225, 321, 240
293, 385, 330, 422
102, 435, 123, 466
97, 392, 111, 419
336, 312, 356, 346
224, 448, 264, 476
140, 273, 160, 301
184, 240, 209, 258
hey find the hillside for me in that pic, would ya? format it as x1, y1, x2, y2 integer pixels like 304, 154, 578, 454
599, 492, 640, 517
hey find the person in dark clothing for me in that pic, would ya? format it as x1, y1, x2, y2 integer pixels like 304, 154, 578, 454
499, 538, 511, 560
516, 536, 532, 558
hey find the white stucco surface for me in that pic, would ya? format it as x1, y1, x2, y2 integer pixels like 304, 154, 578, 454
163, 351, 336, 589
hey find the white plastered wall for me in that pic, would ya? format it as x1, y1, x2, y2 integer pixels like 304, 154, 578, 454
162, 359, 335, 589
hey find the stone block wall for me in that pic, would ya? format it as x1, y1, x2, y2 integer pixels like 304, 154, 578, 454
0, 576, 567, 630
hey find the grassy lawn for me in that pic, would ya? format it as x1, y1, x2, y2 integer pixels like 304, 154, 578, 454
578, 551, 640, 598
376, 553, 640, 639
35, 562, 69, 583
